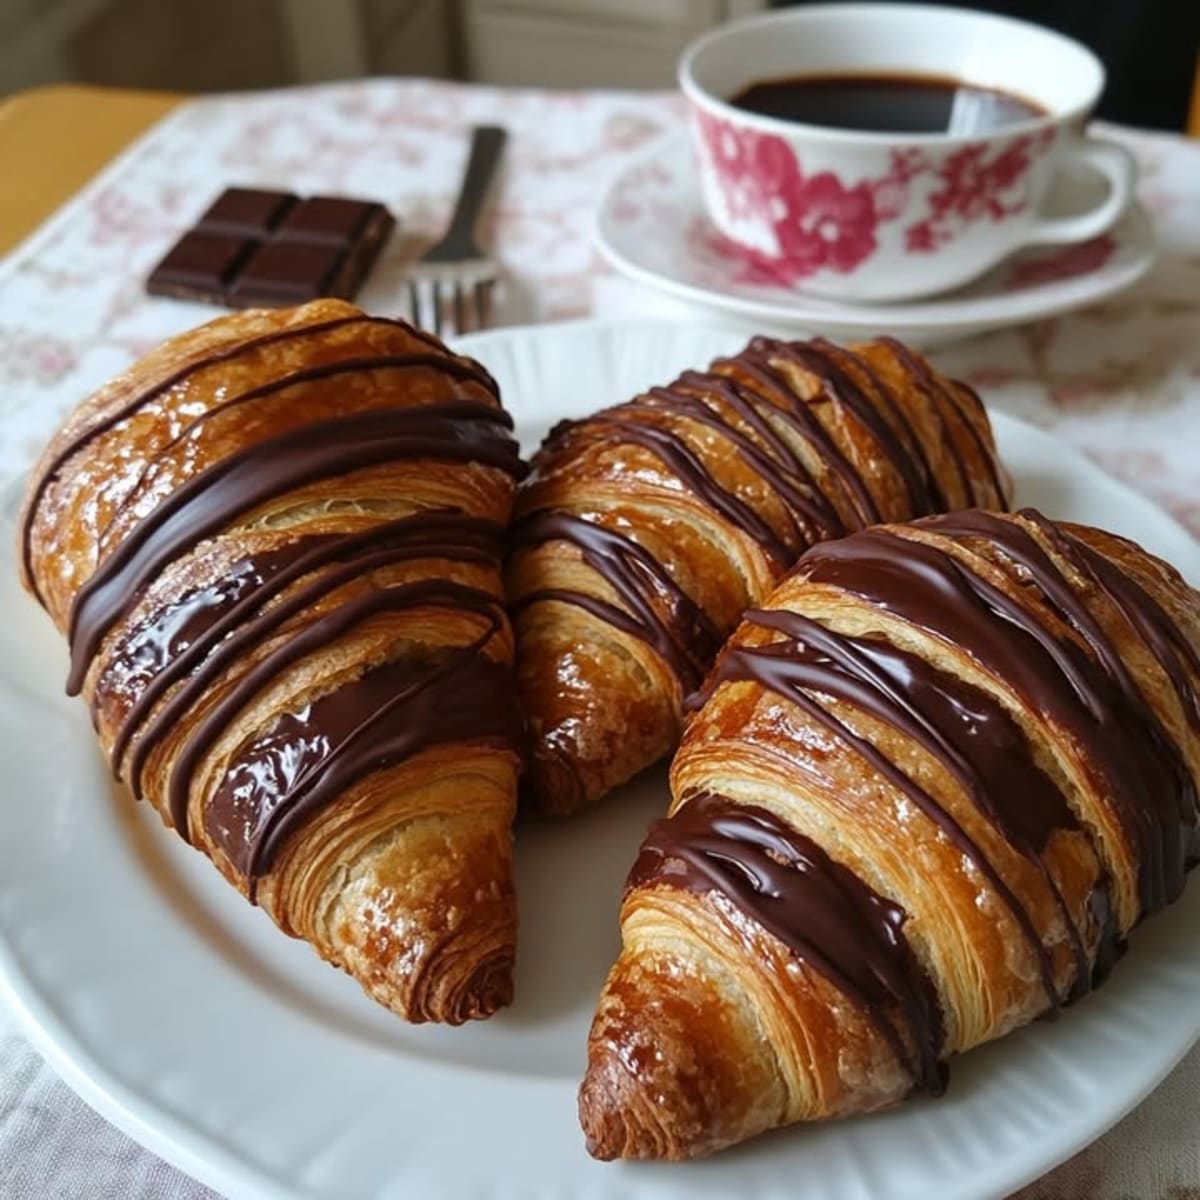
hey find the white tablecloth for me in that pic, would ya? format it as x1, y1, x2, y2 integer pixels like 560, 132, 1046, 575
0, 79, 1196, 1199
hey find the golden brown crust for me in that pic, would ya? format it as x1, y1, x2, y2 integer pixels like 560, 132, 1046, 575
509, 336, 1010, 816
19, 299, 523, 1024
580, 510, 1200, 1158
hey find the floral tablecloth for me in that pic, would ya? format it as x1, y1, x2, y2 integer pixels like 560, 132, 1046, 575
0, 78, 1196, 1199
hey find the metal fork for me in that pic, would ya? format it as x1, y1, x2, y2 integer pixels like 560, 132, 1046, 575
405, 125, 507, 337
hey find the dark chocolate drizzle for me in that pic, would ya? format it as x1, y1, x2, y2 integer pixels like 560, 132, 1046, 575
28, 313, 522, 896
516, 336, 1004, 697
1049, 522, 1200, 732
167, 578, 500, 844
630, 791, 946, 1094
742, 610, 1079, 855
105, 351, 504, 540
589, 414, 792, 565
67, 401, 521, 692
877, 337, 1009, 507
22, 313, 487, 599
710, 354, 881, 527
703, 610, 1065, 1006
796, 513, 1198, 917
645, 374, 845, 546
632, 509, 1195, 1085
207, 637, 520, 887
811, 338, 948, 512
103, 539, 322, 752
510, 512, 721, 688
108, 512, 504, 784
737, 337, 941, 518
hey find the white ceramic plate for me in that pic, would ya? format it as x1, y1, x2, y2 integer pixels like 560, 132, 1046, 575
1, 320, 1197, 1200
595, 135, 1156, 344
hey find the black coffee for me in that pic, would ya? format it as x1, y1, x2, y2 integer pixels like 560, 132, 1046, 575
729, 73, 1046, 135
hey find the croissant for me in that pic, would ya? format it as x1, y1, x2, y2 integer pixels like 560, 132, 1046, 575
17, 299, 526, 1024
508, 336, 1009, 815
580, 508, 1200, 1158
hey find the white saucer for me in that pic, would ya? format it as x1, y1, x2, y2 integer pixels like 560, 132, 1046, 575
595, 135, 1156, 344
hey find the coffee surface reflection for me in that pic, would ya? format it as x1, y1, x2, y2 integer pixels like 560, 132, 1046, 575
729, 73, 1047, 135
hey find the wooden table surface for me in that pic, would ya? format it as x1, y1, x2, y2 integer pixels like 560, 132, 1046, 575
0, 84, 181, 257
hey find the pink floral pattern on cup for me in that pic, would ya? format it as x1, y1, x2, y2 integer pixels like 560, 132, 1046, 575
906, 129, 1056, 251
694, 106, 1058, 286
694, 108, 881, 283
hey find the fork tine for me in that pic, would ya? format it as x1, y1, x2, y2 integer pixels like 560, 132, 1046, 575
453, 280, 467, 335
407, 278, 422, 330
434, 279, 448, 340
404, 270, 497, 335
475, 278, 493, 331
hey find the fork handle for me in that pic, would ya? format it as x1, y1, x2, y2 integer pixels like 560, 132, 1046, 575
443, 125, 507, 247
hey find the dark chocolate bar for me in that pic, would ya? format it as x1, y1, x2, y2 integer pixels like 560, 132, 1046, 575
147, 186, 394, 309
198, 187, 298, 238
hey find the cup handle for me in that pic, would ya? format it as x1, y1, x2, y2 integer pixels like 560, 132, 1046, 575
1021, 137, 1136, 246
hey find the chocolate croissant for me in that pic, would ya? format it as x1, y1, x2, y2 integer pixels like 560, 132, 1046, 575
581, 509, 1200, 1158
508, 336, 1009, 816
18, 299, 526, 1024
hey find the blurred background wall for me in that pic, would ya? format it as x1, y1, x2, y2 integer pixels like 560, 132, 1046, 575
0, 0, 1196, 130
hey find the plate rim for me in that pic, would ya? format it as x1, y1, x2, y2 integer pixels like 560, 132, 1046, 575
0, 943, 296, 1200
593, 134, 1158, 334
2, 317, 1196, 1200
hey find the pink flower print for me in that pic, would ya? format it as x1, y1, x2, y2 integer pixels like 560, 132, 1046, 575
872, 148, 928, 219
777, 173, 879, 275
905, 133, 1052, 252
697, 110, 803, 224
696, 109, 881, 283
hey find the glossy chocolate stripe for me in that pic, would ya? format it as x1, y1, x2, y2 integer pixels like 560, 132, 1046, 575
590, 413, 792, 565
22, 314, 477, 599
209, 645, 521, 885
800, 520, 1195, 915
924, 510, 1198, 899
878, 337, 1008, 507
630, 791, 945, 1094
162, 353, 505, 452
106, 538, 335, 764
871, 339, 971, 507
511, 512, 720, 687
111, 512, 504, 777
646, 375, 845, 544
705, 620, 1061, 1005
126, 529, 502, 795
712, 354, 881, 527
743, 338, 937, 517
673, 370, 812, 475
514, 588, 661, 663
106, 351, 506, 532
167, 579, 500, 839
1048, 523, 1200, 730
67, 402, 520, 692
1014, 512, 1200, 870
22, 314, 368, 597
811, 338, 949, 513
745, 607, 1088, 996
745, 609, 1078, 851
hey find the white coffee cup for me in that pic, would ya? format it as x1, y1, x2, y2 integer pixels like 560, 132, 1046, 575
679, 3, 1135, 301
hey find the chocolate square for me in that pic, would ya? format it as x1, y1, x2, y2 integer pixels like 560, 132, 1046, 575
276, 196, 391, 246
197, 187, 297, 238
147, 186, 395, 309
146, 231, 254, 300
227, 240, 350, 307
